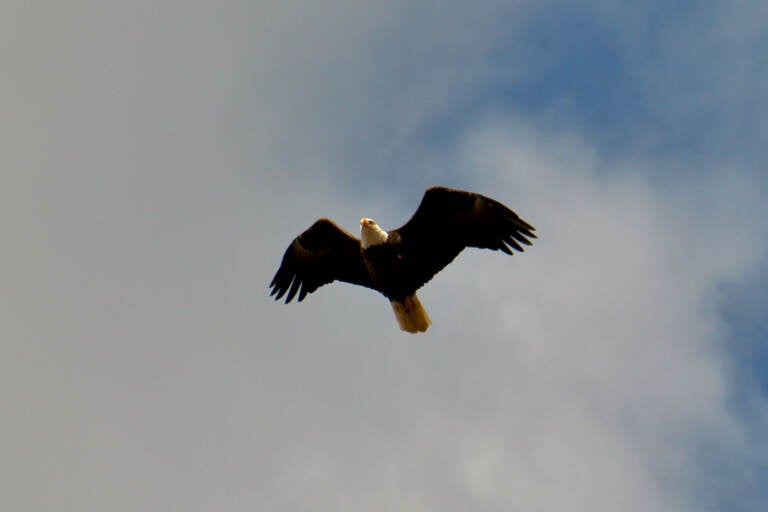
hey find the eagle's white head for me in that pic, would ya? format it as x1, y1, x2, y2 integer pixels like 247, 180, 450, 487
360, 218, 388, 249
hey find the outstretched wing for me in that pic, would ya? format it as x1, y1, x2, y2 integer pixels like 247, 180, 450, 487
390, 186, 537, 291
269, 219, 376, 303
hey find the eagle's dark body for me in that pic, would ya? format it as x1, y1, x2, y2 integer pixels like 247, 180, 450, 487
360, 233, 416, 301
269, 186, 536, 332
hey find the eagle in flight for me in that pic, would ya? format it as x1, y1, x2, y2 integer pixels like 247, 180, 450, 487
269, 186, 536, 333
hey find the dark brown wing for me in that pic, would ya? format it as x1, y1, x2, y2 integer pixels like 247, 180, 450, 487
269, 218, 376, 303
390, 186, 537, 291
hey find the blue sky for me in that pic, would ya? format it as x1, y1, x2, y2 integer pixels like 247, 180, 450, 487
3, 1, 767, 510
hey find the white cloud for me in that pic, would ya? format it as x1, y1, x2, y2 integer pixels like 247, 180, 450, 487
249, 120, 765, 511
2, 1, 766, 511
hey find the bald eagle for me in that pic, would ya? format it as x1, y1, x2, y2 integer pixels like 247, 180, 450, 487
269, 186, 536, 333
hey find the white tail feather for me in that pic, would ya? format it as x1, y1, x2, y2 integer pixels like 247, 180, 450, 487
391, 294, 431, 333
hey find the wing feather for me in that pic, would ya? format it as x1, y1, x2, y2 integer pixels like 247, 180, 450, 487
269, 219, 375, 303
390, 186, 537, 291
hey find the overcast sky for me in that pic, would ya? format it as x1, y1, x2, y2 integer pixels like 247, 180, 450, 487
3, 1, 767, 511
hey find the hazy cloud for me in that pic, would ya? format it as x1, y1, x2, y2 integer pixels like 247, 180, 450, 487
2, 1, 766, 511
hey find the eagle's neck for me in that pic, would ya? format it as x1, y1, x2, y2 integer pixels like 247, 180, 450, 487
360, 220, 388, 249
